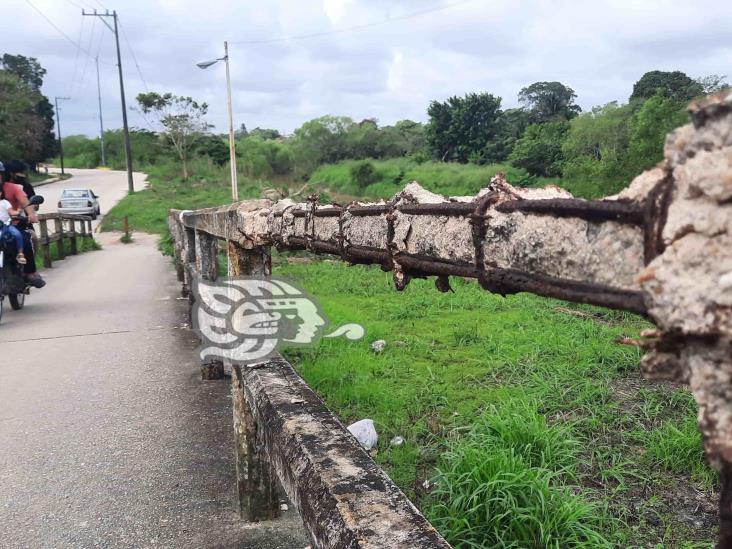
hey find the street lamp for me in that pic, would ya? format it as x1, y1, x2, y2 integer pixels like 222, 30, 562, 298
197, 41, 238, 202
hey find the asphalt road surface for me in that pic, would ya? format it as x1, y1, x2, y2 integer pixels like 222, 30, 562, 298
34, 167, 140, 231
0, 169, 307, 548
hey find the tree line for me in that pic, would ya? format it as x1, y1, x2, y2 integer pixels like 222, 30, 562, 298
53, 68, 728, 197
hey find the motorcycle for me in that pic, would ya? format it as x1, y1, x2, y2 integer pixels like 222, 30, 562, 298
0, 195, 45, 324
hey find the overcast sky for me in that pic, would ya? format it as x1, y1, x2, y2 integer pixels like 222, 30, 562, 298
6, 0, 732, 137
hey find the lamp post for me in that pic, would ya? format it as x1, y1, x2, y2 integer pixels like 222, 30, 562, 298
197, 41, 238, 202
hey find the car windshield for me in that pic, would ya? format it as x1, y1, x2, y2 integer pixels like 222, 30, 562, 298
62, 190, 90, 198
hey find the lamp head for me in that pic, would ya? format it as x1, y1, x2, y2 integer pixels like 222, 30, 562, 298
196, 59, 220, 69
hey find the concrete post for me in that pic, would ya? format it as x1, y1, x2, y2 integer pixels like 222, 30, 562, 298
195, 229, 224, 380
227, 240, 278, 521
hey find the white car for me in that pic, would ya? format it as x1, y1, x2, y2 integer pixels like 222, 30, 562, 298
57, 188, 101, 220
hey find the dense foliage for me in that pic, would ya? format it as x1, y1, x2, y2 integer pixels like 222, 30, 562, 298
56, 69, 728, 201
0, 53, 57, 165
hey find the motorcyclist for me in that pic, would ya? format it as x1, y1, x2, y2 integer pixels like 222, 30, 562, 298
4, 159, 35, 198
0, 161, 45, 288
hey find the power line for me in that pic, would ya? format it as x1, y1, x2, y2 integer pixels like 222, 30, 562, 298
25, 0, 113, 66
118, 18, 149, 92
76, 15, 96, 92
229, 0, 475, 45
24, 0, 93, 56
68, 15, 84, 94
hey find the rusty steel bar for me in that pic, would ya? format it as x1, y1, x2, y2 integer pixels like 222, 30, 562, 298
495, 197, 646, 225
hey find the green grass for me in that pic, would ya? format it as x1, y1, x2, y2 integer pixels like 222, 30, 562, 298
309, 158, 560, 200
100, 158, 266, 235
273, 259, 717, 547
427, 403, 614, 548
643, 415, 716, 488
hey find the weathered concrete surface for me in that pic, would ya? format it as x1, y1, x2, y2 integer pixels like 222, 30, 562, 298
233, 360, 451, 549
180, 181, 645, 295
0, 227, 307, 546
629, 93, 732, 533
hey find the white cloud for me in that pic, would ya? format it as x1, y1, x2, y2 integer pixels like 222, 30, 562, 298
5, 0, 731, 137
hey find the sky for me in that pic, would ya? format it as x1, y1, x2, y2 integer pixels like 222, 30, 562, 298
6, 0, 732, 138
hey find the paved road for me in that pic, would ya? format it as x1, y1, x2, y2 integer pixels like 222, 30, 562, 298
0, 169, 307, 548
34, 168, 142, 231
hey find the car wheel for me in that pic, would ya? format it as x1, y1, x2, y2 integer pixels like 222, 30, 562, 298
9, 292, 24, 310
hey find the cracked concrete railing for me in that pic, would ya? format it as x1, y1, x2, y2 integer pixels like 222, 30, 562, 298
170, 90, 732, 547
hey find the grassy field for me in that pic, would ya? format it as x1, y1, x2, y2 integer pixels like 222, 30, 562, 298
274, 258, 717, 548
101, 160, 717, 547
309, 158, 560, 200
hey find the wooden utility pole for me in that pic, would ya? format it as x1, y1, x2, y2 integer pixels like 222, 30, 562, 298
82, 9, 134, 193
95, 56, 106, 166
54, 96, 70, 175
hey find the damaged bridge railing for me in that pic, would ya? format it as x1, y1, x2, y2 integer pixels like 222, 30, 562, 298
168, 90, 732, 547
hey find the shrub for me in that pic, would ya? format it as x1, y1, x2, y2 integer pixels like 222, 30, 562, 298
350, 161, 380, 188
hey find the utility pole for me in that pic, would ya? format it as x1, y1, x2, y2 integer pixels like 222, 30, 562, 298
54, 96, 70, 175
95, 56, 106, 166
82, 9, 134, 192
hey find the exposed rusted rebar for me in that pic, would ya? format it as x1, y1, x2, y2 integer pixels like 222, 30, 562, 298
495, 197, 646, 225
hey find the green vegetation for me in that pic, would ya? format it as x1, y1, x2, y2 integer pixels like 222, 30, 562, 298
100, 157, 264, 235
59, 70, 728, 206
273, 259, 716, 547
0, 54, 57, 167
309, 158, 552, 199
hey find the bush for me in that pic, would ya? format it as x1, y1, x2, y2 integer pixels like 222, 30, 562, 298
509, 121, 569, 177
350, 161, 380, 188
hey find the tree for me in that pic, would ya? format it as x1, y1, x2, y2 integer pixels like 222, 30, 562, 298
195, 135, 229, 166
696, 74, 729, 95
626, 94, 686, 173
426, 92, 504, 163
1, 53, 46, 91
136, 92, 211, 179
291, 116, 356, 174
508, 121, 569, 177
0, 70, 55, 164
248, 127, 281, 140
629, 70, 703, 103
0, 53, 56, 164
235, 123, 248, 139
518, 81, 581, 123
561, 102, 634, 196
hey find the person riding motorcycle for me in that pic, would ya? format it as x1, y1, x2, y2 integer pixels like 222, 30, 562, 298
0, 187, 27, 265
0, 161, 45, 288
4, 160, 35, 199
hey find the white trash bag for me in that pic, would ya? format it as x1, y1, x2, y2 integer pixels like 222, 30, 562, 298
347, 419, 378, 450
